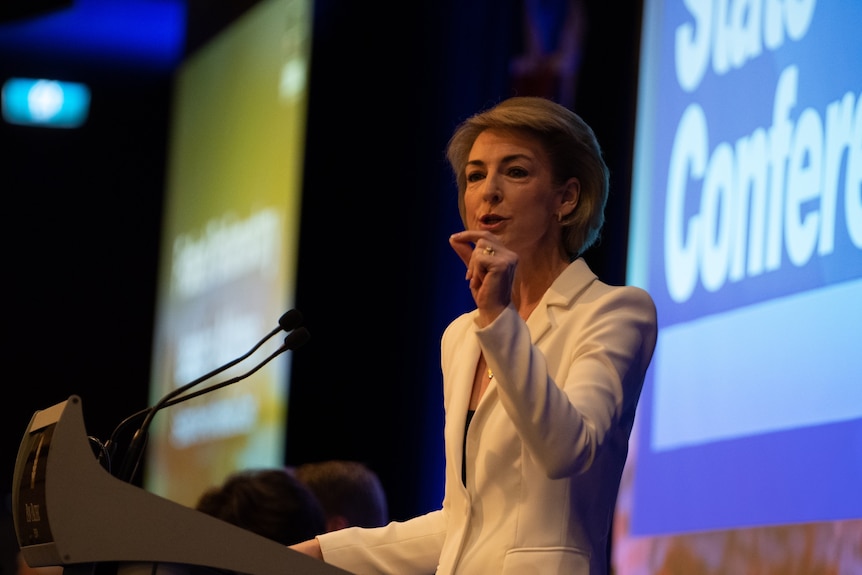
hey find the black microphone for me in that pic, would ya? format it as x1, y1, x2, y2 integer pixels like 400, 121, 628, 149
111, 310, 305, 482
104, 309, 303, 463
276, 308, 303, 332
158, 327, 310, 408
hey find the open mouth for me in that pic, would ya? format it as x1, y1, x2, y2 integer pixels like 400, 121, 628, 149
481, 214, 505, 225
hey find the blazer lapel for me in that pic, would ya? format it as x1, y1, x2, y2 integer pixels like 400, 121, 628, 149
445, 323, 483, 483
526, 258, 597, 343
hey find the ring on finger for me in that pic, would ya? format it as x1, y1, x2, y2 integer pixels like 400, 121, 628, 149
483, 246, 495, 256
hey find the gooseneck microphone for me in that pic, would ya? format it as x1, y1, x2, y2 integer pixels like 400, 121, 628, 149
109, 309, 306, 483
157, 327, 310, 408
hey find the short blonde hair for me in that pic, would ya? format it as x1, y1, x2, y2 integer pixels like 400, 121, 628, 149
445, 97, 609, 258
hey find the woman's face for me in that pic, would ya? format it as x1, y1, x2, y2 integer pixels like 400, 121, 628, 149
463, 128, 569, 255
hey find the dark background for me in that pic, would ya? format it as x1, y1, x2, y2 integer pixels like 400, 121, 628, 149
1, 0, 643, 524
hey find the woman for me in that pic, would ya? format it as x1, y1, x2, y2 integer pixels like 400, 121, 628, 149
291, 96, 658, 574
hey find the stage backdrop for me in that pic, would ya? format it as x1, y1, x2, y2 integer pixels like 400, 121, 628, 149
143, 0, 312, 507
614, 1, 862, 573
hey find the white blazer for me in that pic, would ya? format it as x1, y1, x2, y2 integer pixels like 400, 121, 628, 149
317, 258, 658, 575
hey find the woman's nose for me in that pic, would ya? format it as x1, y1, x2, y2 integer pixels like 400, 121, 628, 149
482, 177, 502, 204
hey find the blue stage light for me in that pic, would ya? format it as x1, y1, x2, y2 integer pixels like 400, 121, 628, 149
2, 77, 91, 128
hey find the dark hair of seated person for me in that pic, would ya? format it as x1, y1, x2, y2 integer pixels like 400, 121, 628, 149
194, 467, 327, 546
292, 460, 389, 531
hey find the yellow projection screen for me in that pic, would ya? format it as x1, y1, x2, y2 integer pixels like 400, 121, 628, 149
143, 0, 311, 507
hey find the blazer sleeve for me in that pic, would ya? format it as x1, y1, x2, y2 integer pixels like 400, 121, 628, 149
316, 508, 447, 575
478, 285, 657, 479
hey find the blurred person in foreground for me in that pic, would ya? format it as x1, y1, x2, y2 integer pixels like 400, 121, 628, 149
290, 96, 658, 575
195, 467, 326, 546
292, 460, 388, 531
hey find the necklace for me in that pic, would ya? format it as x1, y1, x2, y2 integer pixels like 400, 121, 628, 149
487, 368, 494, 380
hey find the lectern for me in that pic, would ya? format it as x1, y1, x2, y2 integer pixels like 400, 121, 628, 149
11, 395, 353, 575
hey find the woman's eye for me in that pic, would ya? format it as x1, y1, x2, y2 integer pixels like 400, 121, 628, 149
466, 172, 485, 183
508, 167, 528, 178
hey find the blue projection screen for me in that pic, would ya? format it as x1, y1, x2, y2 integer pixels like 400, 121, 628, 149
614, 0, 861, 572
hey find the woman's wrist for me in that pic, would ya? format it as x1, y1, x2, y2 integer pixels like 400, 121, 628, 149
289, 537, 323, 560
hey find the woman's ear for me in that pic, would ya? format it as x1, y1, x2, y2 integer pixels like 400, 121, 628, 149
558, 177, 580, 219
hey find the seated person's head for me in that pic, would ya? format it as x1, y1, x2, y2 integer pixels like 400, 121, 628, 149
195, 467, 326, 545
292, 460, 388, 531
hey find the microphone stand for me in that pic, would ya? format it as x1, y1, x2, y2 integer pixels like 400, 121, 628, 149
105, 311, 305, 482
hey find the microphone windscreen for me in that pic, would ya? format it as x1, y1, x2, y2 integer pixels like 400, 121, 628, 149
278, 308, 303, 331
283, 326, 310, 350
